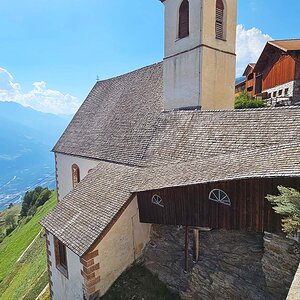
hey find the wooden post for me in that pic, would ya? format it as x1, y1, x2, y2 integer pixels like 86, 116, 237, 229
185, 226, 189, 273
193, 229, 200, 263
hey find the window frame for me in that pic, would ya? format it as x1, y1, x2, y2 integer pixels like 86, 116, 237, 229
178, 0, 189, 39
71, 164, 80, 188
215, 0, 226, 40
54, 237, 69, 278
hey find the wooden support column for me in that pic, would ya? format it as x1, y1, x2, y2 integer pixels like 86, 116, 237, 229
185, 226, 189, 273
193, 229, 200, 263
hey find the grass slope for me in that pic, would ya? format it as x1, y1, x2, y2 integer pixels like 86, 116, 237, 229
0, 192, 56, 299
0, 233, 48, 300
102, 264, 180, 300
0, 205, 21, 235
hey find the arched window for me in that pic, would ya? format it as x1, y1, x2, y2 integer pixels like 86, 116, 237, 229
178, 0, 189, 39
216, 0, 225, 40
71, 164, 80, 188
209, 189, 231, 206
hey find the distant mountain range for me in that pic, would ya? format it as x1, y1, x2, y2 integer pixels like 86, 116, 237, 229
235, 76, 246, 85
0, 102, 71, 211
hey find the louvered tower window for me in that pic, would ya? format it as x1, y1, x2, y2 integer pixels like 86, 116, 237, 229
216, 0, 225, 40
178, 0, 189, 39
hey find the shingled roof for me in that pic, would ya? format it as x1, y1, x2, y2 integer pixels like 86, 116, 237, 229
53, 63, 163, 166
139, 107, 300, 167
42, 62, 300, 257
136, 142, 300, 192
41, 162, 139, 256
42, 141, 300, 256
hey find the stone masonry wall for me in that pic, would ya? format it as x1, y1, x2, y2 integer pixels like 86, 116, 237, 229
142, 225, 300, 300
262, 232, 300, 299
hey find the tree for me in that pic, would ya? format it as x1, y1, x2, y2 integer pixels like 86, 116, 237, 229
20, 187, 52, 218
36, 189, 52, 207
266, 186, 300, 235
5, 214, 16, 229
235, 90, 266, 109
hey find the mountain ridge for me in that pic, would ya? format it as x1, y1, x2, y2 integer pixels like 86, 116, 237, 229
0, 101, 70, 211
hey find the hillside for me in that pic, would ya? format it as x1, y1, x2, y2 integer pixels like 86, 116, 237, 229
0, 102, 70, 211
0, 192, 57, 300
0, 204, 20, 236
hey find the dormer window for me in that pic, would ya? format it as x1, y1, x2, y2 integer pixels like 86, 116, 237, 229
178, 0, 189, 39
72, 164, 80, 188
216, 0, 225, 40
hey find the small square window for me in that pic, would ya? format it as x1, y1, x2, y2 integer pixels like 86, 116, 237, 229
278, 90, 282, 96
285, 88, 289, 95
273, 91, 277, 97
268, 93, 271, 98
54, 237, 68, 278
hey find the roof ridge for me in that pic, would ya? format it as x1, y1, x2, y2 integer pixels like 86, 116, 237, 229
162, 106, 300, 114
270, 38, 300, 42
95, 61, 163, 84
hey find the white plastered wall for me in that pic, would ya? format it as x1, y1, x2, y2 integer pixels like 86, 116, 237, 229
55, 152, 99, 201
48, 233, 83, 300
164, 48, 201, 110
91, 196, 151, 297
162, 0, 237, 110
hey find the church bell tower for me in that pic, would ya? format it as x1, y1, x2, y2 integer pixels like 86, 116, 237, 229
160, 0, 237, 110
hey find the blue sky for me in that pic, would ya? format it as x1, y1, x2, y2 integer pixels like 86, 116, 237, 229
0, 0, 299, 115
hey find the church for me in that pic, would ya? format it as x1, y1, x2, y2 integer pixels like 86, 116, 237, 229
41, 0, 300, 299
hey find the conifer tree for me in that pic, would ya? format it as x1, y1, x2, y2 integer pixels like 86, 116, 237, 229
266, 186, 300, 235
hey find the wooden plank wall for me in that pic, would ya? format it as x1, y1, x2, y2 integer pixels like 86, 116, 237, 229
137, 177, 300, 233
262, 55, 296, 90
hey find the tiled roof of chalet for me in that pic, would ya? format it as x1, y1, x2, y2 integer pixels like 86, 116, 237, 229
269, 39, 300, 52
53, 62, 163, 166
41, 141, 300, 257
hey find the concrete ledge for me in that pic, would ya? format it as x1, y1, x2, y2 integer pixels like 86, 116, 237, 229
287, 263, 300, 300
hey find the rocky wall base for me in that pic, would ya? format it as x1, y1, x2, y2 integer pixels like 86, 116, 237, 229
143, 225, 300, 300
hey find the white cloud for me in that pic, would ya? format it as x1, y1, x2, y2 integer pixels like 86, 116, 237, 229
0, 68, 81, 115
236, 24, 272, 76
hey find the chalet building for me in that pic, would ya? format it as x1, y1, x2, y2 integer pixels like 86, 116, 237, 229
41, 1, 300, 300
234, 77, 246, 96
243, 63, 256, 97
240, 40, 300, 106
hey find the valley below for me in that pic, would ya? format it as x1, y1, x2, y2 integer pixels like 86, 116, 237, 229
0, 101, 70, 211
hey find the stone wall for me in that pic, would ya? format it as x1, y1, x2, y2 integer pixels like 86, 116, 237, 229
142, 225, 300, 300
262, 232, 300, 299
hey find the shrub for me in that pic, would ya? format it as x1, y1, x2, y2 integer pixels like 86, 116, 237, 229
266, 186, 300, 235
235, 91, 266, 109
6, 225, 16, 236
5, 214, 16, 228
24, 216, 32, 224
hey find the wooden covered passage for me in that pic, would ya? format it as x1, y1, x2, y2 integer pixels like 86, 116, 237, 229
137, 177, 300, 233
138, 176, 300, 271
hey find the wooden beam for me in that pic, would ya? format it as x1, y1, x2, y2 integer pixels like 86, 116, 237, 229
193, 229, 200, 263
185, 226, 189, 273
